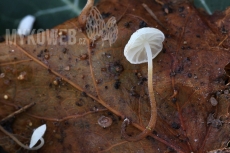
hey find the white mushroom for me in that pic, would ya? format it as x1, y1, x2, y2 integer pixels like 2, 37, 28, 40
29, 124, 46, 149
0, 124, 46, 150
17, 15, 35, 36
122, 27, 165, 141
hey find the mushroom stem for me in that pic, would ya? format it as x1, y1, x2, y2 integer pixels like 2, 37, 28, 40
121, 43, 157, 141
145, 42, 157, 131
78, 0, 94, 27
0, 125, 44, 150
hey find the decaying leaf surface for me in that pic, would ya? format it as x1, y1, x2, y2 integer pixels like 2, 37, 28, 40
1, 0, 230, 152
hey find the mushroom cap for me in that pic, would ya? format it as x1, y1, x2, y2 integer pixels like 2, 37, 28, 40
124, 27, 165, 64
29, 124, 46, 148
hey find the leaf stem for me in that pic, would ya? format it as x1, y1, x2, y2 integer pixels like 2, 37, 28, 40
78, 0, 94, 27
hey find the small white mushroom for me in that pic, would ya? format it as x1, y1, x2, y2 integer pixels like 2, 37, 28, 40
17, 15, 35, 36
123, 27, 165, 141
0, 124, 46, 151
29, 124, 46, 149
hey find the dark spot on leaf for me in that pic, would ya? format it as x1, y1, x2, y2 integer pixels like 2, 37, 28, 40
227, 141, 230, 147
76, 99, 84, 106
172, 97, 177, 103
37, 50, 43, 57
200, 82, 205, 86
178, 6, 184, 12
90, 42, 96, 49
175, 65, 184, 73
124, 21, 132, 28
2, 119, 14, 133
221, 25, 228, 34
118, 116, 121, 121
105, 86, 108, 89
152, 130, 157, 135
166, 147, 175, 153
56, 95, 62, 99
196, 34, 200, 38
171, 122, 180, 129
139, 21, 147, 28
138, 77, 147, 85
108, 61, 124, 75
61, 35, 68, 42
48, 69, 51, 73
62, 48, 68, 54
0, 146, 7, 153
107, 112, 118, 123
114, 80, 121, 89
53, 122, 60, 127
187, 73, 192, 78
41, 120, 46, 124
101, 12, 111, 19
81, 92, 87, 97
185, 57, 190, 61
64, 121, 69, 126
146, 136, 155, 142
170, 71, 176, 77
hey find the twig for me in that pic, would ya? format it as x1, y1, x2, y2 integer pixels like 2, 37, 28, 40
0, 102, 35, 125
155, 0, 164, 6
0, 102, 44, 150
78, 0, 94, 27
27, 108, 107, 122
0, 59, 32, 66
0, 101, 19, 109
218, 35, 228, 46
142, 3, 167, 30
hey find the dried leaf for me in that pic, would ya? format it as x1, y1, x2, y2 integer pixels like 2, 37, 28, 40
1, 0, 230, 152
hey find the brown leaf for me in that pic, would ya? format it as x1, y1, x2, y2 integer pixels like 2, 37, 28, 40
1, 0, 230, 152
